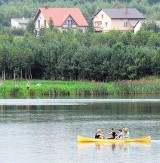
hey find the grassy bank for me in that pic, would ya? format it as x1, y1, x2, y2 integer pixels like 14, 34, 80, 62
0, 77, 160, 97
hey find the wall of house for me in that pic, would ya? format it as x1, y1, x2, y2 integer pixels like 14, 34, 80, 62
35, 12, 49, 31
19, 23, 28, 29
11, 19, 19, 28
11, 19, 28, 29
111, 19, 134, 32
56, 26, 86, 32
78, 27, 87, 32
134, 21, 142, 33
93, 10, 111, 32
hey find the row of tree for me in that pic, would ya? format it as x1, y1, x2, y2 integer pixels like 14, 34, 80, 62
0, 28, 160, 81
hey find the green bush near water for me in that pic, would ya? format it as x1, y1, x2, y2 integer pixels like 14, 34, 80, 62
0, 77, 160, 97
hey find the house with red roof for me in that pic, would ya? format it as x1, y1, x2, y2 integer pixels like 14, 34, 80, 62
34, 7, 89, 32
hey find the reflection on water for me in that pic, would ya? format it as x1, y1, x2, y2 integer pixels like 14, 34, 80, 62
77, 141, 153, 163
1, 98, 160, 105
78, 141, 151, 151
0, 100, 160, 162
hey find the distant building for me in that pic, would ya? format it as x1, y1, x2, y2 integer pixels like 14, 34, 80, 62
93, 7, 145, 33
11, 18, 30, 29
34, 7, 89, 32
155, 20, 160, 28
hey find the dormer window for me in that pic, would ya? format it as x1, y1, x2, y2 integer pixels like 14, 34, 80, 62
67, 20, 72, 27
64, 18, 76, 27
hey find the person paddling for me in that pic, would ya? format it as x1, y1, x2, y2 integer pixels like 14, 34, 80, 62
115, 129, 124, 139
124, 128, 130, 139
95, 129, 105, 139
107, 128, 117, 139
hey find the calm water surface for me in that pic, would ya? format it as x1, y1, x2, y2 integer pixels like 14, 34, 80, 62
0, 98, 160, 163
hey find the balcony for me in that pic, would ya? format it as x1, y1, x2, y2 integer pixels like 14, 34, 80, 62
94, 21, 103, 32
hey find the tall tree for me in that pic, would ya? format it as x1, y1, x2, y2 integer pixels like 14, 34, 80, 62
49, 17, 54, 30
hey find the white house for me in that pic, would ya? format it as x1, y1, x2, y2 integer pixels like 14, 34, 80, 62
155, 20, 160, 28
11, 18, 30, 29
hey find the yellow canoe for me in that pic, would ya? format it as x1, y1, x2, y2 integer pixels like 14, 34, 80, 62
77, 135, 151, 143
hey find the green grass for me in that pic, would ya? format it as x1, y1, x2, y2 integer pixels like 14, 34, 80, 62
1, 77, 160, 97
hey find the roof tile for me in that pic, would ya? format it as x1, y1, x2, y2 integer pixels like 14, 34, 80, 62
102, 8, 145, 19
35, 8, 88, 27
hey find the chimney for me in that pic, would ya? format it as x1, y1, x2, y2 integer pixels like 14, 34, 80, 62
125, 7, 128, 14
45, 5, 48, 9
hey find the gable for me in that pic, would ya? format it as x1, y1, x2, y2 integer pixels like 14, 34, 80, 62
94, 10, 111, 20
63, 15, 77, 26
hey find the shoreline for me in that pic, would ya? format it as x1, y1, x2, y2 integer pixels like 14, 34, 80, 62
0, 77, 160, 97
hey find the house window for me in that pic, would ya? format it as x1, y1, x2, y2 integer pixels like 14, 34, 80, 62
67, 20, 72, 27
38, 20, 40, 28
124, 22, 128, 27
102, 14, 103, 18
44, 20, 46, 27
65, 19, 75, 27
105, 22, 108, 27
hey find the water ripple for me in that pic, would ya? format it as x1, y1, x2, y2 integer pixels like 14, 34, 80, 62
0, 99, 160, 105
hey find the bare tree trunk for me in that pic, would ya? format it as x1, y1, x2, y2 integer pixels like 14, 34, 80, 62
13, 69, 16, 80
28, 70, 30, 79
25, 70, 27, 79
3, 69, 5, 80
29, 69, 32, 79
21, 69, 23, 80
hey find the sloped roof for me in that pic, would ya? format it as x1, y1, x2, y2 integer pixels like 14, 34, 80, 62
11, 18, 30, 24
34, 8, 88, 27
102, 8, 145, 19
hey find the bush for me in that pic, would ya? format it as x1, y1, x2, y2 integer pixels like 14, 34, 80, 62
10, 87, 23, 95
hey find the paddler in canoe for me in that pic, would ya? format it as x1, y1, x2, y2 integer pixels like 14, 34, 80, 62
123, 128, 130, 139
78, 127, 151, 142
107, 128, 117, 139
115, 129, 124, 139
95, 129, 105, 139
95, 128, 130, 139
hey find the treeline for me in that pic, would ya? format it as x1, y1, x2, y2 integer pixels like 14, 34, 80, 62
0, 0, 160, 27
0, 28, 160, 81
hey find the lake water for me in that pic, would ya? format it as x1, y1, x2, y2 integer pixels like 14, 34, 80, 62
0, 98, 160, 163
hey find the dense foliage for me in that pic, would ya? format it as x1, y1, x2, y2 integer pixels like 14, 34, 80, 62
0, 27, 160, 81
0, 0, 160, 81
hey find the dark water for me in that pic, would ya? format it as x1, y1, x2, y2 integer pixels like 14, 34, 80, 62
0, 99, 160, 163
